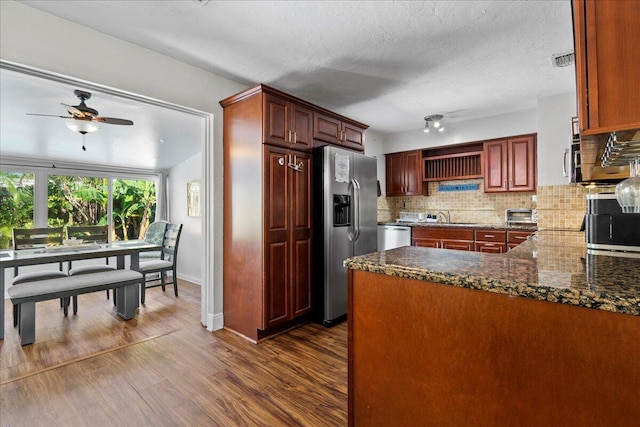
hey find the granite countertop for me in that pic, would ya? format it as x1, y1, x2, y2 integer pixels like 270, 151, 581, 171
344, 230, 640, 316
379, 222, 538, 231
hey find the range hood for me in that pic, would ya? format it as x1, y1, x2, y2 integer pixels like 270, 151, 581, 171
580, 129, 640, 183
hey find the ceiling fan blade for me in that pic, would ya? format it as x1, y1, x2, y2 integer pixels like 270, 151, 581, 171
61, 103, 88, 118
95, 117, 134, 125
26, 113, 73, 118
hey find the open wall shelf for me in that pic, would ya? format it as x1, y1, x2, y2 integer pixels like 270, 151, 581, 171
423, 151, 483, 181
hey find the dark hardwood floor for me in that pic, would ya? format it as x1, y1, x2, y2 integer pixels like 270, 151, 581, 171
0, 280, 348, 426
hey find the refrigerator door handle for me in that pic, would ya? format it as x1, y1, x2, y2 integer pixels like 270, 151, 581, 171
353, 179, 361, 241
348, 179, 359, 242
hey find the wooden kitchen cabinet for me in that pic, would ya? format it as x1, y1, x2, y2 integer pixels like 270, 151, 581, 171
221, 84, 316, 341
572, 0, 640, 136
412, 227, 474, 251
483, 134, 536, 193
264, 93, 313, 151
264, 146, 312, 328
313, 111, 366, 151
385, 150, 423, 196
412, 226, 534, 253
475, 229, 507, 253
507, 230, 534, 250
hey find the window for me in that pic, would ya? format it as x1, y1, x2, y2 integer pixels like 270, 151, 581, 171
112, 178, 157, 241
0, 171, 35, 249
0, 167, 158, 249
48, 175, 109, 228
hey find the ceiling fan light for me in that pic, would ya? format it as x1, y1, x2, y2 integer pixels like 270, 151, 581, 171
438, 126, 445, 132
433, 121, 441, 128
423, 122, 430, 133
66, 119, 100, 135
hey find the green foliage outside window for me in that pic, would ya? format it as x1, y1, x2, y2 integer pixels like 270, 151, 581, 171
48, 175, 109, 228
0, 172, 35, 249
0, 172, 156, 249
112, 179, 157, 241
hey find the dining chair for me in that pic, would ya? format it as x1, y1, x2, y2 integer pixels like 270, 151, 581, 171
66, 225, 115, 308
139, 220, 168, 261
139, 223, 182, 304
66, 224, 111, 271
11, 227, 68, 324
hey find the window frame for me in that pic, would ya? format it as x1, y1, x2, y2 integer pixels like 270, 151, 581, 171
1, 158, 161, 247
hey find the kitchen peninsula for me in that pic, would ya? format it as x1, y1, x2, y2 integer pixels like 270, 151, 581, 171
345, 230, 640, 426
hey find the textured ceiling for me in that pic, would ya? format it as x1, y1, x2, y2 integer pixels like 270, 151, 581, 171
17, 0, 576, 135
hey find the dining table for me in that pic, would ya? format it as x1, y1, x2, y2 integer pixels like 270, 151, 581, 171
0, 240, 162, 340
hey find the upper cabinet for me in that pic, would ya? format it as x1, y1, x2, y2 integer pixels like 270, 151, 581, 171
313, 111, 366, 152
386, 150, 423, 196
483, 134, 536, 193
264, 93, 313, 151
572, 0, 640, 136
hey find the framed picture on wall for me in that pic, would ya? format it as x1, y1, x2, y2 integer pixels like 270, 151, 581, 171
187, 180, 201, 217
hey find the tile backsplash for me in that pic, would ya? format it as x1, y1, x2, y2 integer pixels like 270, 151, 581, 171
377, 179, 616, 230
378, 179, 535, 225
536, 183, 614, 230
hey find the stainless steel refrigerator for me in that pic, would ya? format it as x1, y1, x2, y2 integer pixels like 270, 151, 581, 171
313, 145, 378, 326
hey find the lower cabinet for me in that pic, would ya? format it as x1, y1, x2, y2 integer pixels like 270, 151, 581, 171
222, 140, 313, 341
412, 227, 474, 251
475, 229, 507, 253
508, 230, 534, 250
264, 147, 313, 329
412, 227, 534, 253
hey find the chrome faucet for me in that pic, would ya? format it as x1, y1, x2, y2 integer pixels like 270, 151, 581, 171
437, 211, 450, 223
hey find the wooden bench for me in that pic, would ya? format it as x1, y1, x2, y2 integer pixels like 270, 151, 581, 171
8, 270, 143, 345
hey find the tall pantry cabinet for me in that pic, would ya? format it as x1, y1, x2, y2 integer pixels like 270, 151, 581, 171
221, 85, 313, 341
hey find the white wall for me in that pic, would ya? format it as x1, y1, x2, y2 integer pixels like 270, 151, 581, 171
383, 109, 538, 154
363, 129, 385, 195
169, 153, 202, 285
537, 92, 577, 186
0, 1, 247, 326
380, 93, 577, 188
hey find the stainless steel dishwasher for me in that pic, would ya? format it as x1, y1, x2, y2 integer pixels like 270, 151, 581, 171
377, 224, 412, 250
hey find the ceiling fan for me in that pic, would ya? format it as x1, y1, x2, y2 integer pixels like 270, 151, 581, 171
27, 89, 134, 148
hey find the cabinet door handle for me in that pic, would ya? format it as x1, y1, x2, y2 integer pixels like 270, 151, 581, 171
504, 180, 507, 189
563, 149, 569, 177
484, 234, 494, 238
293, 131, 297, 145
278, 157, 285, 166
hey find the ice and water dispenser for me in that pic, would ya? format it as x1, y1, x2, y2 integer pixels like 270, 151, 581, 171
333, 194, 351, 227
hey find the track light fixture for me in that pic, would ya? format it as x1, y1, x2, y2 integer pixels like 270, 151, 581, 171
423, 114, 445, 133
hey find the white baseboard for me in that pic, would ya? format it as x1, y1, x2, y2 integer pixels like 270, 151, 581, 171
177, 273, 201, 285
208, 312, 224, 331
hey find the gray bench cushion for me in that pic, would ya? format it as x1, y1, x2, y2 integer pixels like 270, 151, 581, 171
8, 270, 143, 304
69, 265, 117, 276
12, 271, 67, 285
